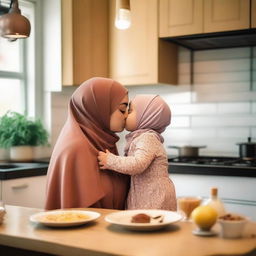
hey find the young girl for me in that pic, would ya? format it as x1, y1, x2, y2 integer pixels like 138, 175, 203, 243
98, 95, 177, 211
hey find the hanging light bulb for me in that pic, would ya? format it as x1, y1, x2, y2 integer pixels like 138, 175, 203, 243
0, 0, 31, 39
115, 0, 131, 30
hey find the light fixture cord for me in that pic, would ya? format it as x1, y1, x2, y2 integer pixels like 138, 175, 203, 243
9, 0, 21, 14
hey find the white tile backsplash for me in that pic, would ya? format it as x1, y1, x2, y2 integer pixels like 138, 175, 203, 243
50, 46, 256, 157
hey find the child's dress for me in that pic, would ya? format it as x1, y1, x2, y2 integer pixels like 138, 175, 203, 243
105, 131, 177, 211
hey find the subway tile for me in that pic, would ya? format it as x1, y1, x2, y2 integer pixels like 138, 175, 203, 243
252, 102, 256, 113
194, 71, 250, 84
170, 116, 190, 128
193, 82, 250, 94
178, 75, 191, 85
178, 47, 190, 62
194, 47, 250, 61
52, 107, 68, 127
194, 58, 250, 73
253, 81, 256, 91
51, 93, 71, 108
178, 62, 190, 75
164, 128, 216, 140
193, 91, 256, 103
251, 128, 256, 139
191, 115, 256, 127
217, 102, 250, 114
162, 92, 192, 104
216, 127, 250, 138
171, 103, 217, 115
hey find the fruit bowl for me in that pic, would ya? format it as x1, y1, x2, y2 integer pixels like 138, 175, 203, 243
218, 213, 248, 239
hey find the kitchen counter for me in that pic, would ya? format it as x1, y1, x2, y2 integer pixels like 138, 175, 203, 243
0, 205, 255, 256
0, 162, 48, 180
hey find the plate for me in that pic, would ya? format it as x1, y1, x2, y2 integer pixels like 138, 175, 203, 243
105, 209, 182, 231
30, 210, 101, 227
192, 228, 218, 236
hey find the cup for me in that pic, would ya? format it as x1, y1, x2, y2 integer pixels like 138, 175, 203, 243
177, 196, 202, 221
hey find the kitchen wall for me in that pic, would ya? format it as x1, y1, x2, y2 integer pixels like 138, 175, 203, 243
51, 46, 256, 157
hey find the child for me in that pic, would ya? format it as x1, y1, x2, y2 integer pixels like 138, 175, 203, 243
98, 95, 177, 211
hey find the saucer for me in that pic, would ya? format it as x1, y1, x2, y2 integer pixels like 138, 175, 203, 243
192, 228, 218, 236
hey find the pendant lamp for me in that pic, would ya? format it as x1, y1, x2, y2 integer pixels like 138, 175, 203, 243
0, 0, 31, 39
115, 0, 131, 30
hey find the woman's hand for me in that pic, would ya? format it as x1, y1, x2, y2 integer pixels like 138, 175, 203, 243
97, 149, 110, 169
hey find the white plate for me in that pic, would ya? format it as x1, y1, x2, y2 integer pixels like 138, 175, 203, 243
30, 210, 101, 227
105, 209, 182, 231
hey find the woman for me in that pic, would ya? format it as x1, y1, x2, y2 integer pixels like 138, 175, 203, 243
45, 77, 130, 210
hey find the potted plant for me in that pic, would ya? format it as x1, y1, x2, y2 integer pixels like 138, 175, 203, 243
0, 111, 49, 161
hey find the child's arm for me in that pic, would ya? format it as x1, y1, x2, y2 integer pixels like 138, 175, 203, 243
98, 133, 159, 175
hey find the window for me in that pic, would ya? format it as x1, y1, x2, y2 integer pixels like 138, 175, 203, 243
0, 0, 36, 116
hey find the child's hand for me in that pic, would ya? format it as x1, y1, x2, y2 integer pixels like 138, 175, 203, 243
97, 149, 110, 169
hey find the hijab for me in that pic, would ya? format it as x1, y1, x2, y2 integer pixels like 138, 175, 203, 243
45, 77, 130, 210
124, 95, 171, 155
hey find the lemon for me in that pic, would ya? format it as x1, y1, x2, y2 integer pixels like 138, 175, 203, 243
191, 205, 218, 230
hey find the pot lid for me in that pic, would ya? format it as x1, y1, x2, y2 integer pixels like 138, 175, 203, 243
236, 137, 256, 145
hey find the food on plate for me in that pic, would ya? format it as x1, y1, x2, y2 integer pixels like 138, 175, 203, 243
191, 205, 218, 230
131, 213, 151, 223
219, 213, 245, 221
39, 212, 90, 222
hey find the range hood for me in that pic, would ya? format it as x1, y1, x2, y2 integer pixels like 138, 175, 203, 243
163, 29, 256, 51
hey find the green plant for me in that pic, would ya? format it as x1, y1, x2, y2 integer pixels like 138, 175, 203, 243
0, 111, 49, 148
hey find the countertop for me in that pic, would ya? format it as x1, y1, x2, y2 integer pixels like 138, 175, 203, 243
0, 162, 48, 180
0, 205, 255, 256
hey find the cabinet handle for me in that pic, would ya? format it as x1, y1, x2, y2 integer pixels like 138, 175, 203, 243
11, 184, 29, 189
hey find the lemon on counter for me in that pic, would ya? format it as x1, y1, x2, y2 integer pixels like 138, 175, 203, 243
191, 205, 218, 231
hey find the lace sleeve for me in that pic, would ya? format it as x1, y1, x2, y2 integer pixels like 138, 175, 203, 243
105, 133, 160, 175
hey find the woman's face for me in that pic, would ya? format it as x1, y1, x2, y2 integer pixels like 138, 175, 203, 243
125, 102, 137, 131
110, 94, 129, 132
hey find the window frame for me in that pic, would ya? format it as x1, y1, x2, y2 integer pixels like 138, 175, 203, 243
0, 0, 43, 119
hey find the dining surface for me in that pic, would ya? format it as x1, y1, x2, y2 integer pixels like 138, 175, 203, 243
0, 205, 255, 256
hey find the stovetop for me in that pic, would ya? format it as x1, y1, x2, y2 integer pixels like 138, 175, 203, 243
168, 156, 256, 168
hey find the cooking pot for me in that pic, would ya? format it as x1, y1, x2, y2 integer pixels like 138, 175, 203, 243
168, 145, 206, 157
236, 137, 256, 160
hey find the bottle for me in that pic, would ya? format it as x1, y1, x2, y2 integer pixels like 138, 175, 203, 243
203, 187, 226, 217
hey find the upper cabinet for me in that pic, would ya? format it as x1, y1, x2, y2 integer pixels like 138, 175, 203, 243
159, 0, 203, 37
159, 0, 251, 37
109, 0, 178, 86
204, 0, 250, 33
252, 0, 256, 28
62, 0, 109, 86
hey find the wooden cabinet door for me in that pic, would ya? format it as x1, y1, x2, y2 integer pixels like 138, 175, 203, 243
1, 176, 46, 208
159, 0, 203, 37
252, 0, 256, 28
62, 0, 109, 86
110, 0, 158, 85
204, 0, 250, 33
110, 0, 177, 86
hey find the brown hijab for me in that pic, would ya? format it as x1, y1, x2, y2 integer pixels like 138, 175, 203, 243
45, 77, 130, 210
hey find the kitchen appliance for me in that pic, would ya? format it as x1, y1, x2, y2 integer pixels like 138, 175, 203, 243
168, 156, 256, 177
168, 145, 206, 157
236, 137, 256, 160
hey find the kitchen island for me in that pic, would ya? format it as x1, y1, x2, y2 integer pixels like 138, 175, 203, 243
0, 205, 255, 256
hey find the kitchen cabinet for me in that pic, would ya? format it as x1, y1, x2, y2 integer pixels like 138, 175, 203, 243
109, 0, 177, 86
170, 174, 256, 221
0, 175, 46, 208
62, 0, 109, 86
204, 0, 250, 33
252, 0, 256, 28
159, 0, 203, 37
160, 0, 250, 37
